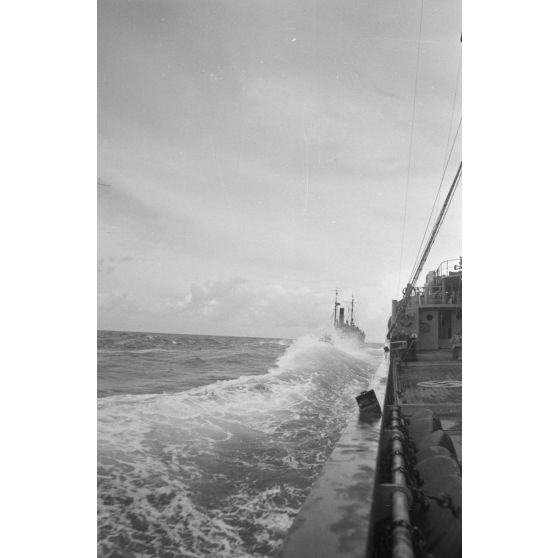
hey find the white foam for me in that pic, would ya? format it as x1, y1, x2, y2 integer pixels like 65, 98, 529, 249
98, 332, 385, 556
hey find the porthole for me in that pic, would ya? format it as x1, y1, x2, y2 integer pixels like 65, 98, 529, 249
426, 314, 433, 321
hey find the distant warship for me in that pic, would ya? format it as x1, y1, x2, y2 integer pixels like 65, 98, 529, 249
332, 290, 365, 344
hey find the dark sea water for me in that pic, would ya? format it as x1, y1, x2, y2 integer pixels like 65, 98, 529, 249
98, 330, 384, 558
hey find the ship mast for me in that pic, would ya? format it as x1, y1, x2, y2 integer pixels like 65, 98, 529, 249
333, 289, 340, 326
350, 295, 355, 326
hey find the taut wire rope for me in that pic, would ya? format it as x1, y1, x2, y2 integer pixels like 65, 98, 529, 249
409, 118, 462, 281
397, 0, 425, 293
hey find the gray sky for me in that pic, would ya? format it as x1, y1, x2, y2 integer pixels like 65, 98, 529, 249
98, 0, 461, 341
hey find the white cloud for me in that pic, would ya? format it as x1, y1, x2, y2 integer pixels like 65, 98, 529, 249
177, 278, 331, 338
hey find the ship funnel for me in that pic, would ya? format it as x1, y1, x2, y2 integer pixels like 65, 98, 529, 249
339, 308, 345, 324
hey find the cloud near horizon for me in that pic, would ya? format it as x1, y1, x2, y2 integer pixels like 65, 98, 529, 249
99, 275, 396, 342
180, 278, 331, 335
98, 278, 334, 338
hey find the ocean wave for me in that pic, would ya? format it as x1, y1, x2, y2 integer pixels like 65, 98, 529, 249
98, 334, 383, 557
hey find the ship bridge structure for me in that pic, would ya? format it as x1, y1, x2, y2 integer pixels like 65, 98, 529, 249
392, 258, 462, 351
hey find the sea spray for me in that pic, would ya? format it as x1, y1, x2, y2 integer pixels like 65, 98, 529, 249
98, 331, 383, 557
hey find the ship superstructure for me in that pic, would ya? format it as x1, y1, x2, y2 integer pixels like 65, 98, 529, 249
389, 257, 462, 353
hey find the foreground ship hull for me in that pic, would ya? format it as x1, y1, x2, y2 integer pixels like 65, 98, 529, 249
281, 352, 461, 558
281, 261, 462, 558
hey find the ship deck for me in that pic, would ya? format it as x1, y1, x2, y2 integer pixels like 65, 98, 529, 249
398, 350, 462, 463
280, 352, 462, 558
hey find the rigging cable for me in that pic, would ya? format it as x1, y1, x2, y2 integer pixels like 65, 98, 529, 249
407, 42, 461, 285
388, 161, 462, 338
409, 162, 462, 287
409, 48, 461, 283
409, 118, 462, 281
441, 52, 462, 173
397, 0, 425, 293
427, 50, 462, 236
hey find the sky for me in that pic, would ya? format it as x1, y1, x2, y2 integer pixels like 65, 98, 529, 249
98, 0, 461, 341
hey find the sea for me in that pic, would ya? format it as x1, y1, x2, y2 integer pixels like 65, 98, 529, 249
98, 330, 384, 558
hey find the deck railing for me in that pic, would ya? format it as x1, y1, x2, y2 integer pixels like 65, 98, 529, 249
437, 258, 462, 278
407, 287, 462, 307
